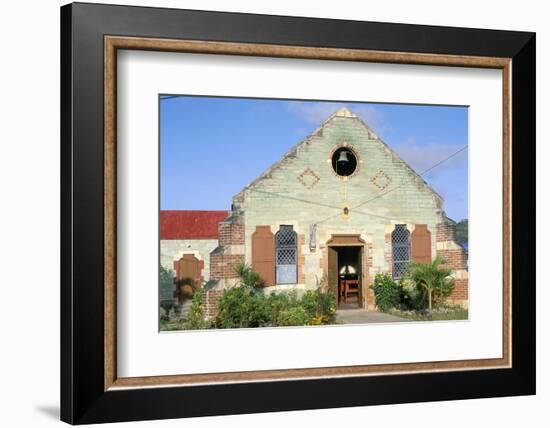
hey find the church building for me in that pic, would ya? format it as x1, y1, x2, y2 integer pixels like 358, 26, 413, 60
160, 107, 468, 316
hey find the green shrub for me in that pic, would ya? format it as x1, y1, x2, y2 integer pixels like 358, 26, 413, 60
213, 264, 336, 328
215, 285, 336, 328
160, 318, 169, 330
277, 306, 310, 326
245, 292, 271, 327
372, 273, 400, 311
301, 289, 336, 325
159, 306, 170, 322
262, 291, 296, 326
216, 286, 268, 328
180, 289, 211, 330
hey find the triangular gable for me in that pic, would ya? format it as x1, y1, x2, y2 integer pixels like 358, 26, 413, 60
233, 107, 443, 207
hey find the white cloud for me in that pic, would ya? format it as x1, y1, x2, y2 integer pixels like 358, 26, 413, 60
392, 138, 467, 174
353, 105, 385, 131
287, 101, 345, 124
286, 101, 384, 131
392, 137, 469, 220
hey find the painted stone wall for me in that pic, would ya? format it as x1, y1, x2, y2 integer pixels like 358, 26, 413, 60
233, 108, 442, 290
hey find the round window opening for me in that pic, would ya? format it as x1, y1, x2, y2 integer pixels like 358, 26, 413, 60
331, 147, 358, 177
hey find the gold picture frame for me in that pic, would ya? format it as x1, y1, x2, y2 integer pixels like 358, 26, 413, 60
104, 36, 511, 391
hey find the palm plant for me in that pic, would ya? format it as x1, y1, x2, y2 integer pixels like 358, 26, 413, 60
233, 262, 263, 289
408, 256, 454, 312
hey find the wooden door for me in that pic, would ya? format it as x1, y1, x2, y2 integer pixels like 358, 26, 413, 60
358, 247, 364, 308
328, 246, 339, 302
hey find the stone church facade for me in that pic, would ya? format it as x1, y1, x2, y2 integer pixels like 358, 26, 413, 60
161, 107, 468, 316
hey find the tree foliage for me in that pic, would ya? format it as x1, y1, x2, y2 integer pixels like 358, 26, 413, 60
455, 219, 468, 245
159, 265, 174, 300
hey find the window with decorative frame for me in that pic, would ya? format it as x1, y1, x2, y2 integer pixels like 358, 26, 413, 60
275, 225, 297, 284
392, 224, 411, 279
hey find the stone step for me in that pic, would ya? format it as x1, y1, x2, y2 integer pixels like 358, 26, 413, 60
170, 300, 192, 320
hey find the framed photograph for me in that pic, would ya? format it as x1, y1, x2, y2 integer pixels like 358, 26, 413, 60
60, 2, 535, 424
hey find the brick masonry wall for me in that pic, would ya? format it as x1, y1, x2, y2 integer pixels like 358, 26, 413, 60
203, 289, 223, 319
436, 220, 468, 305
205, 219, 245, 317
439, 249, 468, 303
450, 279, 468, 301
218, 221, 245, 246
436, 220, 456, 243
438, 249, 467, 271
209, 253, 245, 280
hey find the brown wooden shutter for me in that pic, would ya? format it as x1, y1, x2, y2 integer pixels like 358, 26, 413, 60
177, 254, 201, 284
252, 226, 275, 286
411, 224, 432, 264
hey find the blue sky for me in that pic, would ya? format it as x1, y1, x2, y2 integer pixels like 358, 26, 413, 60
160, 96, 468, 221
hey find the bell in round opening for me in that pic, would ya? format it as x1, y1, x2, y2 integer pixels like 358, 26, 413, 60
337, 150, 350, 163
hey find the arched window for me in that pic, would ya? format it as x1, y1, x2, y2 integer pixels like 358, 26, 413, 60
392, 224, 410, 279
275, 225, 297, 284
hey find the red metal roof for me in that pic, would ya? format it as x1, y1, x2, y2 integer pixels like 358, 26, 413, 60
160, 210, 228, 240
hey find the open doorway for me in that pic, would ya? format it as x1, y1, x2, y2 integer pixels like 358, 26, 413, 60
327, 235, 366, 310
336, 247, 361, 309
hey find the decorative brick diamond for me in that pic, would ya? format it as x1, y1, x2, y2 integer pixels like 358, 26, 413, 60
371, 170, 392, 190
297, 168, 320, 189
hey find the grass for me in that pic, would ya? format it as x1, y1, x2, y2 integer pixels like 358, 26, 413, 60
160, 319, 213, 331
160, 319, 183, 331
387, 305, 468, 321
